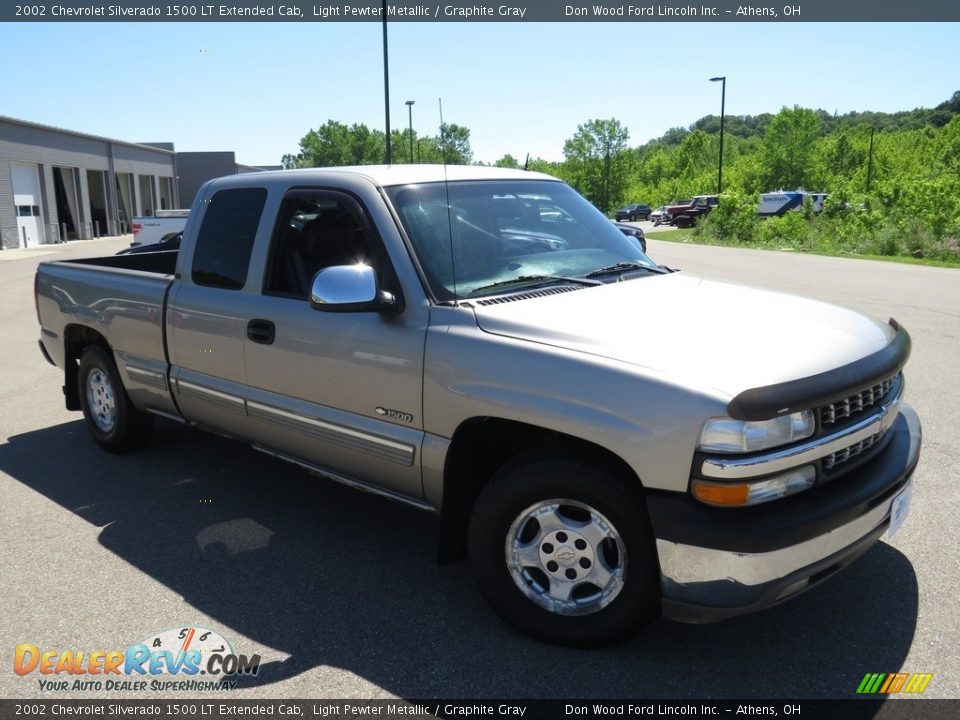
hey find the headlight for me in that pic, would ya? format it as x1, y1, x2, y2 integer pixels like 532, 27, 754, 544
698, 410, 815, 453
692, 466, 816, 507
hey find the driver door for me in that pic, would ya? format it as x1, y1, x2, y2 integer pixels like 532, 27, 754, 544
241, 188, 428, 500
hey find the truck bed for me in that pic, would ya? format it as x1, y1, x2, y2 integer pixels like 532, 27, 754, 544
57, 250, 178, 275
36, 251, 177, 386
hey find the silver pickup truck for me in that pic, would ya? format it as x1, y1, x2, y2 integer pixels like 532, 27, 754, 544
36, 166, 921, 646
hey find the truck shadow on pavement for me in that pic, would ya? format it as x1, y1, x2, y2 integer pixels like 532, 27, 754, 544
2, 420, 919, 699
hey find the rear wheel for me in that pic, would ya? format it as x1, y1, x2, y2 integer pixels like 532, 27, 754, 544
468, 457, 659, 647
78, 345, 154, 453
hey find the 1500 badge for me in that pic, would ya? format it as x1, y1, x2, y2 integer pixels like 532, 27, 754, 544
375, 407, 414, 423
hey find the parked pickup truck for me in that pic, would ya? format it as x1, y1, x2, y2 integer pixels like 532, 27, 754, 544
36, 166, 921, 647
665, 194, 718, 228
130, 209, 190, 248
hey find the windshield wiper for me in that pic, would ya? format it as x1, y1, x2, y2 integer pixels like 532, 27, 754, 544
468, 274, 601, 297
584, 262, 668, 278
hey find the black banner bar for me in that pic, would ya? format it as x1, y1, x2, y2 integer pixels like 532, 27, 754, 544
3, 700, 960, 720
3, 1, 960, 23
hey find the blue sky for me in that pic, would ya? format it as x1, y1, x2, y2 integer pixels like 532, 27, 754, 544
2, 22, 958, 165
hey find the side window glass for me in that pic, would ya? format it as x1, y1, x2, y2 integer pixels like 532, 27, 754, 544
191, 187, 267, 289
265, 191, 374, 299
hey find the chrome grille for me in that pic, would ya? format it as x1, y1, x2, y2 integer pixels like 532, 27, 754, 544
823, 432, 882, 471
819, 375, 897, 427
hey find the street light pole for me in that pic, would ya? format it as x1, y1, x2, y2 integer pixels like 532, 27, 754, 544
382, 1, 391, 164
405, 100, 415, 163
709, 76, 726, 195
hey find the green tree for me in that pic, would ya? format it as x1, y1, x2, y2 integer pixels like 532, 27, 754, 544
391, 128, 421, 164
760, 106, 823, 189
562, 118, 631, 212
820, 131, 862, 179
935, 115, 960, 177
675, 129, 715, 178
495, 153, 520, 168
659, 127, 690, 145
525, 157, 561, 176
284, 119, 473, 167
386, 123, 473, 165
284, 121, 384, 167
437, 123, 473, 164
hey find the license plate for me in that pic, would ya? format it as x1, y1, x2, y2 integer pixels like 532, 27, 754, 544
888, 478, 914, 538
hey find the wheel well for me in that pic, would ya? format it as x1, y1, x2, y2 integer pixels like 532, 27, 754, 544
436, 418, 641, 563
63, 325, 110, 411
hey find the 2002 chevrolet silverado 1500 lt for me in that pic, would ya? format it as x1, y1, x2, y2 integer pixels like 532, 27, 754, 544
35, 166, 922, 646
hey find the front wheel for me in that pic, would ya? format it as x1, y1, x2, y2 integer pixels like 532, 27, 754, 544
78, 345, 154, 453
468, 457, 660, 647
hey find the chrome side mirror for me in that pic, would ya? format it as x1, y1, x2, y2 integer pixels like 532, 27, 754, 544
309, 264, 400, 313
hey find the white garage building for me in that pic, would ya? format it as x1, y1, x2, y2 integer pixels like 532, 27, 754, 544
1, 116, 271, 250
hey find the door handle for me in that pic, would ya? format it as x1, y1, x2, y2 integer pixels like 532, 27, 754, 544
247, 319, 276, 345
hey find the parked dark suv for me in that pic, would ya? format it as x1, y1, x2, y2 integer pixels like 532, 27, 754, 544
615, 203, 652, 222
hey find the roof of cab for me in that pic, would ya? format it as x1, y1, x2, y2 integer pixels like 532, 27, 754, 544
211, 164, 559, 189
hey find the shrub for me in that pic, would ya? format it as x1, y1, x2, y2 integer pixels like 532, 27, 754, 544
756, 211, 809, 249
695, 192, 757, 244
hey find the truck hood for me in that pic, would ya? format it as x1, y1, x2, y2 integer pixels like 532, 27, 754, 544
472, 273, 895, 400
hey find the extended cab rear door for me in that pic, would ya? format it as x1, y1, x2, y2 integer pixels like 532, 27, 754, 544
166, 185, 268, 436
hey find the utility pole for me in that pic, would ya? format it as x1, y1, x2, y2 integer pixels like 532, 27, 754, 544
405, 100, 415, 163
382, 1, 391, 164
709, 76, 726, 195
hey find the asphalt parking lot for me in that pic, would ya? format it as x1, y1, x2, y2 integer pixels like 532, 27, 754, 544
1, 235, 957, 700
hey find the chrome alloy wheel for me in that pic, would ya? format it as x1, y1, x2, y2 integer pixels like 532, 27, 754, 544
86, 368, 117, 432
505, 499, 627, 615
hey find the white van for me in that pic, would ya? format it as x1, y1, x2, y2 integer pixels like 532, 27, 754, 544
757, 190, 827, 217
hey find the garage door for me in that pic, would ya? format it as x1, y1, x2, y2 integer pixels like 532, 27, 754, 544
12, 162, 45, 248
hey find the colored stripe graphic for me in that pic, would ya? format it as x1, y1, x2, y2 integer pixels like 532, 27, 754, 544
880, 673, 908, 693
857, 673, 885, 694
904, 674, 933, 694
857, 672, 932, 694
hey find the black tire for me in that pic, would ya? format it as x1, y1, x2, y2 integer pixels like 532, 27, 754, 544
468, 457, 659, 647
78, 345, 154, 453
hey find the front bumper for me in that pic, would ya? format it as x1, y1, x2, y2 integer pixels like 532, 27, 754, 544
650, 403, 921, 623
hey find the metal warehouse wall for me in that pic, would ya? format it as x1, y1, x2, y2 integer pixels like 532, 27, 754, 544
0, 157, 14, 249
175, 152, 240, 210
0, 117, 176, 249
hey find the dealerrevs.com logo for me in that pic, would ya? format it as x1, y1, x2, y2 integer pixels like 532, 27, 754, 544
14, 627, 260, 692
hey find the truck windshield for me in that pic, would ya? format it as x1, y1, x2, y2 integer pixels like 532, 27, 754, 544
385, 180, 658, 300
